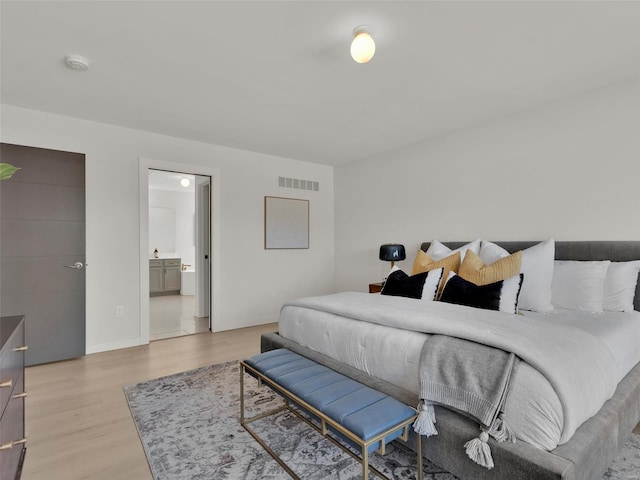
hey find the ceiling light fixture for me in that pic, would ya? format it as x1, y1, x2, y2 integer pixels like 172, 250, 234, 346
65, 54, 90, 71
350, 26, 375, 64
180, 178, 191, 187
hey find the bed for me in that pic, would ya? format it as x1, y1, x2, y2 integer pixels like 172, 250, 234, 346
261, 241, 640, 480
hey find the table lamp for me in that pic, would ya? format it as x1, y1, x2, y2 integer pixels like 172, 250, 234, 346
379, 244, 406, 269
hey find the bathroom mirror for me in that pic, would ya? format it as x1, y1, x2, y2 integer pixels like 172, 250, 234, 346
149, 207, 176, 253
264, 196, 309, 249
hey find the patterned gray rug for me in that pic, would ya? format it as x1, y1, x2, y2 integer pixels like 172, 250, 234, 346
124, 361, 640, 480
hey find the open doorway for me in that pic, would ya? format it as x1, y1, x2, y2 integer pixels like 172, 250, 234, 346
147, 169, 211, 340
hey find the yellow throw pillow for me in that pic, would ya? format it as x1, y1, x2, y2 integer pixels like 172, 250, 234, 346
459, 250, 522, 286
411, 250, 461, 297
411, 250, 461, 276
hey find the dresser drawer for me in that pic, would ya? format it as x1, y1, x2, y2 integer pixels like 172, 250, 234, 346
0, 324, 25, 417
163, 258, 180, 267
149, 259, 163, 268
0, 373, 26, 480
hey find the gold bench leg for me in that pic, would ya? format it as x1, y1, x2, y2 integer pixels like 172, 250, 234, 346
362, 445, 369, 479
240, 364, 245, 425
417, 432, 423, 480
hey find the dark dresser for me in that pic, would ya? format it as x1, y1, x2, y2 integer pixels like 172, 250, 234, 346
0, 316, 27, 480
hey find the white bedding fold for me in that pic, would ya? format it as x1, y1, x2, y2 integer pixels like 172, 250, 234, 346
282, 292, 624, 444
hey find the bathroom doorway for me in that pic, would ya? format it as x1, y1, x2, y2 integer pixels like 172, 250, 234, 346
147, 169, 211, 340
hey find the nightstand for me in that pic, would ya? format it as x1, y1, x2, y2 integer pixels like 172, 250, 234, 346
368, 282, 384, 294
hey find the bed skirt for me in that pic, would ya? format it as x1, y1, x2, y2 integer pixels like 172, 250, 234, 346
261, 332, 640, 480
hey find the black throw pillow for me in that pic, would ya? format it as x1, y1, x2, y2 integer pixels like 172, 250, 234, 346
440, 273, 523, 313
381, 269, 428, 299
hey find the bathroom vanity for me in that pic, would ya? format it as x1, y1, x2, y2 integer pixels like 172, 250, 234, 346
149, 258, 181, 296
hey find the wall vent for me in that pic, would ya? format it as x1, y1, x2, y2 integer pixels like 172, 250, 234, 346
278, 176, 319, 192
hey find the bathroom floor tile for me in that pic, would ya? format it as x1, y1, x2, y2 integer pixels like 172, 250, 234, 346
149, 294, 210, 341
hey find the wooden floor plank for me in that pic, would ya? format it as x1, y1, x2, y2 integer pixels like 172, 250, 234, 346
22, 323, 278, 480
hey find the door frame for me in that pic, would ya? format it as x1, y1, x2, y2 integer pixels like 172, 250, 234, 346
138, 157, 220, 344
195, 178, 211, 318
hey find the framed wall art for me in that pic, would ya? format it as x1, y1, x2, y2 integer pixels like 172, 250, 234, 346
264, 196, 309, 249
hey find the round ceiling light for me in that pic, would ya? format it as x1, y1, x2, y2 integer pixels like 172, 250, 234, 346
180, 178, 191, 187
65, 54, 90, 71
350, 26, 375, 64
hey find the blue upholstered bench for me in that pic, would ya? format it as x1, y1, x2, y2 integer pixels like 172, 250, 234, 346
240, 348, 422, 480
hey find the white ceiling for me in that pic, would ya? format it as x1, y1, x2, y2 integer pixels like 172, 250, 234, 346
2, 1, 640, 166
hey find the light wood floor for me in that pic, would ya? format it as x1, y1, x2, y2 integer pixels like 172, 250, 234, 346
22, 323, 278, 480
22, 323, 640, 480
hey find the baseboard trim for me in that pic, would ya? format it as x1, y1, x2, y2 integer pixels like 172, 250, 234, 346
86, 337, 147, 355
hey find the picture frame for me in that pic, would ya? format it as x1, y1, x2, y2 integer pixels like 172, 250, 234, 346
264, 196, 309, 249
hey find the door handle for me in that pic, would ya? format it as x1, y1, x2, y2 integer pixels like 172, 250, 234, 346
65, 262, 85, 270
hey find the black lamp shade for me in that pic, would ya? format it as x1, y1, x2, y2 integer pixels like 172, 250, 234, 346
379, 244, 406, 262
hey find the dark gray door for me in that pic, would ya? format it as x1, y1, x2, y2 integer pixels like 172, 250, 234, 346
0, 143, 85, 365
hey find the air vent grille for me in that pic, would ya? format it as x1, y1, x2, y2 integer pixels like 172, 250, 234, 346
278, 176, 319, 192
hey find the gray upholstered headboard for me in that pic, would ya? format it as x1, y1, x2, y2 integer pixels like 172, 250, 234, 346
420, 241, 640, 311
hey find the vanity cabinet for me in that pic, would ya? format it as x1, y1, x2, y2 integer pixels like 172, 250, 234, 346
149, 259, 181, 296
149, 260, 164, 294
163, 260, 181, 292
0, 315, 27, 480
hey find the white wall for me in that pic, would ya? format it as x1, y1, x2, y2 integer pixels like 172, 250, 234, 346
149, 188, 196, 266
1, 105, 334, 353
335, 79, 640, 292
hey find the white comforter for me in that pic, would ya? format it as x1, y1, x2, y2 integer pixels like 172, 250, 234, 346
279, 292, 640, 450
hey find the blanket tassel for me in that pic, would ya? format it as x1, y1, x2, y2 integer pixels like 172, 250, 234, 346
464, 431, 494, 470
488, 414, 516, 444
413, 401, 438, 437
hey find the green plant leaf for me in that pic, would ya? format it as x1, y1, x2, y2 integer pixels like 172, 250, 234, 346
0, 163, 20, 180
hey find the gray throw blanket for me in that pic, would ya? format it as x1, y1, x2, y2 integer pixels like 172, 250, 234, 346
414, 335, 519, 469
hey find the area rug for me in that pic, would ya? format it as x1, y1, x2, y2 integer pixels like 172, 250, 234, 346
124, 361, 640, 480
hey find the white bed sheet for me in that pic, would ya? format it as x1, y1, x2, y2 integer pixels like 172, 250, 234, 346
279, 303, 640, 451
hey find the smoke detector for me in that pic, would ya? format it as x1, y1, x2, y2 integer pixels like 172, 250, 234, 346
65, 54, 89, 71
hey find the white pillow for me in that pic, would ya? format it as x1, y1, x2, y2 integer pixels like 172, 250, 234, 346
426, 239, 481, 262
603, 261, 640, 312
479, 240, 511, 264
481, 239, 555, 312
551, 260, 610, 312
